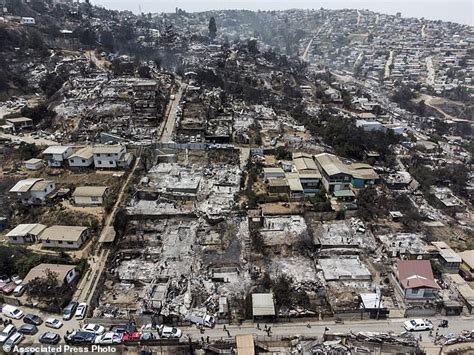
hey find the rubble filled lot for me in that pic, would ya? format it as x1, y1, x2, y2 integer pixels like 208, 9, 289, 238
98, 214, 253, 321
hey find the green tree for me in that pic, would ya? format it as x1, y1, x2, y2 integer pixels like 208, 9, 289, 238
208, 16, 217, 39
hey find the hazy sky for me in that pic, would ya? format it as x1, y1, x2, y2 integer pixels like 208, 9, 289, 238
93, 0, 473, 25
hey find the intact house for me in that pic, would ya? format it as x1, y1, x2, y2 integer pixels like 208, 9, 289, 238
431, 241, 461, 273
72, 186, 108, 206
24, 158, 44, 171
68, 146, 94, 168
293, 152, 322, 195
314, 153, 352, 193
459, 250, 474, 281
5, 117, 33, 131
40, 225, 90, 249
23, 263, 77, 289
395, 260, 440, 300
42, 146, 73, 167
6, 223, 46, 244
93, 145, 133, 169
9, 178, 56, 205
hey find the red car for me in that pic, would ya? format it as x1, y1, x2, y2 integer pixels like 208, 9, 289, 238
1, 283, 15, 295
121, 331, 141, 342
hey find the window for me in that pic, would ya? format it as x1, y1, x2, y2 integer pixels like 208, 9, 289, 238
98, 161, 102, 164
411, 289, 419, 294
82, 159, 85, 163
70, 160, 74, 163
45, 240, 51, 244
12, 237, 17, 241
67, 241, 73, 245
91, 197, 99, 202
107, 154, 111, 157
109, 161, 113, 165
58, 241, 63, 244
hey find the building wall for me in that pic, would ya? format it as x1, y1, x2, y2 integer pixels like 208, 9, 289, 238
405, 287, 438, 299
30, 183, 55, 201
25, 162, 43, 170
69, 157, 93, 167
74, 195, 103, 206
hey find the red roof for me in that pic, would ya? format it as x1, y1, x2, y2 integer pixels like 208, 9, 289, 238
397, 260, 439, 290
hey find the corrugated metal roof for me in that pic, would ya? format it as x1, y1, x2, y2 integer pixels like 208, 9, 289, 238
252, 293, 275, 316
70, 146, 94, 159
9, 178, 43, 193
73, 186, 107, 197
43, 146, 72, 155
6, 223, 46, 237
40, 225, 88, 242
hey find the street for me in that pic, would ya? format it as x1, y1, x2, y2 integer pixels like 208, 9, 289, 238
182, 316, 474, 341
159, 80, 187, 143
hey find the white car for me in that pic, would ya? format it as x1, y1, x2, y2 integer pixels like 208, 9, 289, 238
94, 332, 122, 344
82, 323, 105, 335
404, 319, 433, 331
75, 303, 88, 320
159, 326, 182, 339
45, 318, 63, 329
0, 325, 16, 343
3, 332, 24, 352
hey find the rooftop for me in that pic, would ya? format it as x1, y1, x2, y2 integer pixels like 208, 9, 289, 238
6, 223, 46, 237
320, 257, 372, 281
73, 186, 108, 197
9, 178, 44, 193
43, 146, 71, 155
23, 263, 76, 285
397, 260, 439, 290
251, 293, 275, 316
40, 225, 88, 242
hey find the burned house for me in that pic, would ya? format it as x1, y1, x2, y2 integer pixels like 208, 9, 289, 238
132, 80, 160, 122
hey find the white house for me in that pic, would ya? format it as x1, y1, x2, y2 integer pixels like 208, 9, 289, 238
24, 158, 44, 171
72, 186, 108, 206
6, 223, 46, 244
5, 117, 33, 131
9, 178, 56, 204
68, 146, 94, 168
20, 17, 35, 25
40, 225, 90, 249
93, 145, 133, 169
42, 146, 73, 167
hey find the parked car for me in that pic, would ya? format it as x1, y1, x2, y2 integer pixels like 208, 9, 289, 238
140, 331, 155, 341
159, 326, 182, 339
11, 276, 22, 285
3, 332, 24, 352
82, 323, 105, 335
0, 325, 16, 343
121, 331, 141, 342
13, 285, 26, 297
2, 305, 24, 319
63, 302, 78, 320
45, 318, 63, 329
18, 324, 38, 335
404, 319, 433, 331
1, 284, 15, 295
94, 332, 122, 345
75, 303, 88, 320
0, 276, 11, 284
24, 314, 43, 326
64, 331, 96, 345
110, 324, 137, 335
39, 332, 60, 345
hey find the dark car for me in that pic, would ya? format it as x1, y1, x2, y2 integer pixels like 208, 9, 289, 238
24, 314, 43, 326
18, 324, 38, 335
110, 324, 137, 335
64, 331, 96, 345
39, 332, 60, 345
63, 301, 78, 321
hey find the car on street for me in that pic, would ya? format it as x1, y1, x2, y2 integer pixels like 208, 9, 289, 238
158, 326, 182, 339
11, 275, 22, 285
121, 331, 141, 342
82, 323, 105, 335
45, 318, 63, 329
0, 325, 16, 343
110, 324, 137, 335
404, 319, 433, 331
39, 332, 60, 345
3, 332, 24, 352
1, 283, 15, 295
140, 331, 155, 341
24, 314, 43, 326
75, 303, 88, 320
63, 302, 78, 320
13, 285, 26, 297
94, 332, 122, 345
2, 305, 23, 320
18, 324, 38, 335
64, 330, 96, 345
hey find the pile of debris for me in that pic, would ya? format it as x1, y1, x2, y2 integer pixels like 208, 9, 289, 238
436, 330, 474, 346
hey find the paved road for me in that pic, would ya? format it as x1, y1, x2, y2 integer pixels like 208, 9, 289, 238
159, 80, 186, 143
73, 153, 141, 304
183, 316, 474, 341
